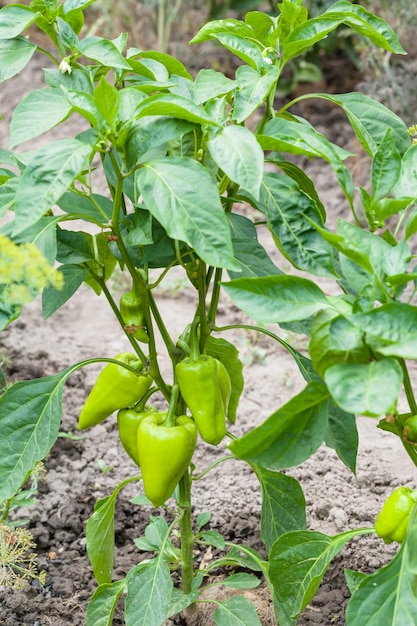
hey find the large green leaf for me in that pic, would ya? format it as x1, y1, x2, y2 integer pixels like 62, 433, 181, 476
221, 275, 332, 323
134, 94, 220, 127
346, 510, 417, 626
258, 173, 337, 277
214, 595, 262, 625
349, 302, 417, 360
371, 128, 402, 202
281, 0, 405, 63
256, 467, 306, 553
229, 382, 330, 469
86, 580, 126, 626
77, 36, 131, 69
42, 264, 87, 319
270, 528, 374, 620
205, 336, 244, 425
259, 118, 353, 202
125, 559, 173, 625
0, 5, 38, 38
228, 237, 282, 280
86, 478, 138, 585
393, 144, 417, 200
194, 69, 236, 104
136, 157, 239, 270
13, 139, 92, 235
10, 87, 73, 147
311, 93, 410, 157
0, 367, 75, 503
326, 402, 358, 474
208, 125, 264, 199
324, 359, 403, 417
232, 64, 279, 124
0, 37, 37, 82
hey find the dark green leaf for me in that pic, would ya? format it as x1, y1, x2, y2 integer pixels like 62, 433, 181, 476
136, 157, 239, 271
42, 264, 86, 319
205, 336, 243, 425
56, 229, 94, 264
86, 580, 125, 626
221, 275, 332, 323
324, 359, 403, 417
371, 128, 402, 201
0, 367, 74, 503
256, 467, 306, 553
214, 595, 262, 625
13, 139, 92, 235
270, 528, 373, 620
0, 37, 37, 82
229, 382, 330, 469
57, 191, 113, 224
258, 173, 337, 277
326, 403, 358, 474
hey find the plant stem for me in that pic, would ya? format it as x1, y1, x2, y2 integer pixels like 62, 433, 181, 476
178, 470, 194, 595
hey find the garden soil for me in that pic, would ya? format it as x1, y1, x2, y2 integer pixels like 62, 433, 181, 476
1, 26, 417, 626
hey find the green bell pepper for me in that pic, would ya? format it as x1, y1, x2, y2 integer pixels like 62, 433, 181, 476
137, 411, 197, 507
78, 353, 152, 430
176, 354, 231, 445
117, 405, 157, 465
120, 289, 149, 343
375, 486, 417, 543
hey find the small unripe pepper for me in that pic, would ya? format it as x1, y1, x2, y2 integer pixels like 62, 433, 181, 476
374, 486, 417, 543
117, 404, 157, 465
78, 353, 152, 430
403, 415, 417, 444
176, 354, 231, 446
137, 411, 197, 507
120, 289, 149, 343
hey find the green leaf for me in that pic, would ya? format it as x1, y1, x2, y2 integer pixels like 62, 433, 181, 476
10, 87, 73, 147
197, 512, 211, 530
208, 126, 263, 200
229, 237, 282, 280
229, 381, 330, 469
349, 303, 417, 360
134, 93, 220, 127
13, 139, 92, 235
326, 403, 358, 474
56, 229, 94, 264
86, 580, 125, 626
346, 509, 417, 625
190, 18, 258, 44
201, 530, 225, 550
125, 559, 173, 626
281, 0, 405, 63
270, 528, 373, 620
267, 158, 325, 219
60, 85, 106, 128
0, 366, 74, 503
393, 144, 417, 199
0, 37, 37, 82
165, 588, 200, 619
221, 275, 332, 323
57, 191, 113, 224
256, 467, 306, 553
136, 157, 239, 271
0, 5, 38, 38
205, 336, 243, 425
212, 32, 265, 69
258, 173, 337, 277
94, 77, 120, 126
344, 569, 368, 595
324, 359, 403, 417
371, 128, 402, 201
194, 69, 236, 104
86, 479, 137, 585
42, 264, 86, 319
84, 233, 117, 294
313, 93, 410, 157
259, 118, 353, 202
64, 0, 97, 13
128, 49, 192, 79
77, 36, 131, 69
222, 573, 261, 589
232, 65, 279, 124
214, 595, 262, 625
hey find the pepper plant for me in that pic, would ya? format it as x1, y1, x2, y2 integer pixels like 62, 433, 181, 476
1, 0, 417, 624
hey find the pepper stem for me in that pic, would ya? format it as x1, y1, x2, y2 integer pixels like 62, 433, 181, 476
165, 384, 179, 428
189, 318, 201, 362
178, 470, 194, 596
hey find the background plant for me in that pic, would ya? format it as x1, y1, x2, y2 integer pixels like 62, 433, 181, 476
1, 0, 417, 624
